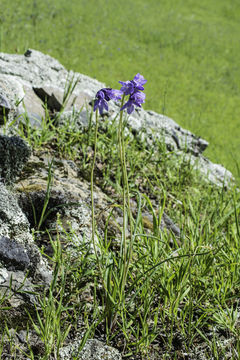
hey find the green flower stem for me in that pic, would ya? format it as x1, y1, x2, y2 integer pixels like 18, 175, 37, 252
91, 109, 101, 265
118, 97, 133, 296
118, 96, 126, 282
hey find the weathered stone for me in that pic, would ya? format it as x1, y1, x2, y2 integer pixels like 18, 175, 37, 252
0, 49, 234, 187
0, 75, 45, 129
0, 268, 36, 307
59, 339, 122, 360
33, 86, 91, 114
0, 50, 97, 130
162, 213, 181, 238
0, 49, 102, 98
186, 153, 234, 187
14, 152, 184, 256
0, 182, 52, 298
0, 182, 32, 244
33, 86, 63, 112
0, 75, 25, 126
20, 84, 46, 127
0, 94, 11, 111
57, 108, 90, 129
15, 154, 97, 255
0, 49, 66, 86
0, 236, 30, 271
0, 93, 11, 125
107, 106, 233, 186
0, 135, 31, 184
117, 108, 209, 156
67, 91, 92, 110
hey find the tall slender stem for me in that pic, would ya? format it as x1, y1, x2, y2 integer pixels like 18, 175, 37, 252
118, 96, 126, 275
118, 97, 133, 297
91, 109, 99, 256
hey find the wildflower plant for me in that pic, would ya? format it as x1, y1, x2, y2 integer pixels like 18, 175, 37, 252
119, 73, 147, 114
91, 74, 147, 329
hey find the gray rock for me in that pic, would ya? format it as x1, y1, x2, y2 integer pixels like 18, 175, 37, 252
0, 93, 11, 125
33, 86, 63, 112
0, 182, 32, 244
0, 135, 31, 184
0, 49, 67, 86
0, 182, 52, 305
14, 154, 101, 255
0, 49, 97, 130
33, 85, 92, 113
0, 49, 234, 187
0, 74, 26, 127
0, 48, 102, 99
0, 236, 30, 271
184, 152, 234, 187
0, 268, 36, 307
0, 94, 11, 110
0, 74, 45, 129
162, 212, 181, 238
57, 108, 90, 129
106, 106, 233, 187
117, 108, 208, 156
59, 339, 122, 360
20, 84, 46, 127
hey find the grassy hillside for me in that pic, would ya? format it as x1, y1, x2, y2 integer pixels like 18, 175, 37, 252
1, 103, 240, 358
1, 0, 240, 180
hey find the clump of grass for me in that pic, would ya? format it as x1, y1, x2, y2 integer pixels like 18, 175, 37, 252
1, 93, 239, 359
27, 232, 72, 359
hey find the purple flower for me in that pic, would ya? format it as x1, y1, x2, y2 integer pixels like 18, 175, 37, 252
119, 73, 147, 114
118, 80, 135, 95
94, 88, 122, 115
132, 73, 147, 88
119, 73, 147, 95
121, 91, 146, 114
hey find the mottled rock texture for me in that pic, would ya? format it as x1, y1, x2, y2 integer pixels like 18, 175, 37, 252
0, 135, 31, 184
0, 182, 52, 308
59, 339, 122, 360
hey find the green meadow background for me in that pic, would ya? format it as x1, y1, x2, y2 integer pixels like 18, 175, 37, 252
1, 0, 240, 180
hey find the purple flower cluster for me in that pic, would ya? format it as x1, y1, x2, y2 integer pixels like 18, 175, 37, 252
93, 73, 147, 115
119, 73, 147, 114
94, 88, 122, 115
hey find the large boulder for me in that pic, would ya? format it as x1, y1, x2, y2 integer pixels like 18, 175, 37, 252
0, 49, 234, 187
0, 49, 97, 129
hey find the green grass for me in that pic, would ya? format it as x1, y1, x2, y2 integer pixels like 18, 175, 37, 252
1, 0, 240, 179
1, 107, 240, 358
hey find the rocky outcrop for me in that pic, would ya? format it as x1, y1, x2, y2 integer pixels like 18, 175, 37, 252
0, 49, 96, 128
0, 49, 233, 187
